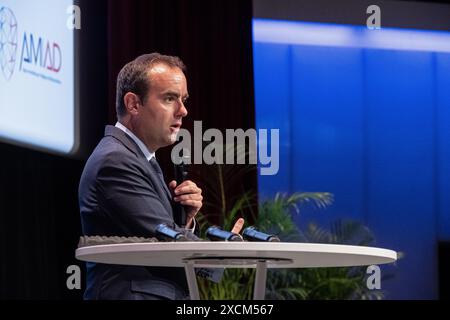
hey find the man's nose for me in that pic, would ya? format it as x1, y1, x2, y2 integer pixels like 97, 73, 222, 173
178, 101, 188, 117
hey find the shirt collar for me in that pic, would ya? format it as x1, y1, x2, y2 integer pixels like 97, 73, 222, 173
115, 122, 155, 161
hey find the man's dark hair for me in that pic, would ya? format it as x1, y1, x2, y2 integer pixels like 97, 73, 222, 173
115, 53, 186, 118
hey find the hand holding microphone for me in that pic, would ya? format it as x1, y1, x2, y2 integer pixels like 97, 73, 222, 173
169, 153, 203, 229
173, 157, 188, 227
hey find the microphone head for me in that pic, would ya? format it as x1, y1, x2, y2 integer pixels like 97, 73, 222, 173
242, 226, 280, 242
174, 154, 189, 183
206, 226, 243, 242
155, 223, 188, 241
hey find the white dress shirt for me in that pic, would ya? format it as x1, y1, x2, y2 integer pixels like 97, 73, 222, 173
115, 121, 155, 161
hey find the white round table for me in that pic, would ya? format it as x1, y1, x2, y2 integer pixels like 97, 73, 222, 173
76, 242, 397, 300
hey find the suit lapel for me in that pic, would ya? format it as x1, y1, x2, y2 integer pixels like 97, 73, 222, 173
150, 158, 173, 201
104, 125, 174, 215
104, 125, 142, 157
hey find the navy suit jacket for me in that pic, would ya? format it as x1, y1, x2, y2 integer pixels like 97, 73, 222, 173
79, 125, 199, 300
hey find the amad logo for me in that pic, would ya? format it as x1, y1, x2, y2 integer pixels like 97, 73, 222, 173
0, 6, 18, 81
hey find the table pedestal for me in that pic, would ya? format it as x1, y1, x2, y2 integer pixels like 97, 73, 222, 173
183, 257, 292, 300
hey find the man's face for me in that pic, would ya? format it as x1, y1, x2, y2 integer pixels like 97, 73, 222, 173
135, 63, 188, 151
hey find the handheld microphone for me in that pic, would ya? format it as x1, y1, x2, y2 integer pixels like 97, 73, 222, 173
174, 152, 189, 227
206, 226, 243, 242
242, 226, 280, 242
155, 223, 188, 241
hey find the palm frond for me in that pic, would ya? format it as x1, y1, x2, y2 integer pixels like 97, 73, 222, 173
195, 158, 399, 300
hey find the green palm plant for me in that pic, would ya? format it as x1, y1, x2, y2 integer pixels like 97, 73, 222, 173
196, 191, 336, 300
197, 191, 398, 300
196, 190, 257, 300
264, 219, 387, 300
256, 192, 333, 242
190, 143, 397, 299
260, 197, 401, 300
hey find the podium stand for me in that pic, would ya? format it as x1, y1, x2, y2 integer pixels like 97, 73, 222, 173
76, 242, 397, 300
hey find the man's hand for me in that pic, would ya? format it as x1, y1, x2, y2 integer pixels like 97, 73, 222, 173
169, 180, 203, 228
231, 218, 245, 234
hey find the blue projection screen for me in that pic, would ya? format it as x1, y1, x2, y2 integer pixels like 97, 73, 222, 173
253, 19, 450, 299
0, 0, 77, 155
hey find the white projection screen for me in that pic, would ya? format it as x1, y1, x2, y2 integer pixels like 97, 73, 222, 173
0, 0, 78, 155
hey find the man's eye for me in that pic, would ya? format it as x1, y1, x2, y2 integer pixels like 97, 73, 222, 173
165, 96, 175, 103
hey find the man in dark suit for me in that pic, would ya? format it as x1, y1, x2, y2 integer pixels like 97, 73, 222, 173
79, 53, 244, 300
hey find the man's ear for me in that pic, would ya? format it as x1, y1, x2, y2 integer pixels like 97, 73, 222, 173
123, 92, 141, 115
